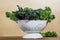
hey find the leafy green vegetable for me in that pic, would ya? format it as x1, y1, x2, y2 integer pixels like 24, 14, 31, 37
40, 31, 57, 37
6, 12, 18, 21
6, 5, 55, 23
6, 12, 11, 17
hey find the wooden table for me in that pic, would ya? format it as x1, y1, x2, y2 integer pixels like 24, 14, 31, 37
0, 36, 59, 40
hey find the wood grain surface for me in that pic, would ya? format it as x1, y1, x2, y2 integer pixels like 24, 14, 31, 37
0, 36, 59, 40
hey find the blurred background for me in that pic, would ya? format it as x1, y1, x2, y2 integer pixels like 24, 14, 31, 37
0, 0, 60, 37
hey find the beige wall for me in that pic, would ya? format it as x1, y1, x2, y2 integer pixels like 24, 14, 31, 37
0, 0, 60, 36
